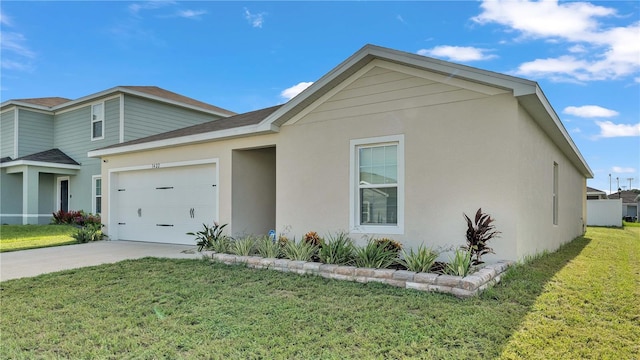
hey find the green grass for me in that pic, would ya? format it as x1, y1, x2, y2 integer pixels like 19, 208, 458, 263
0, 227, 638, 359
0, 225, 77, 252
623, 220, 640, 227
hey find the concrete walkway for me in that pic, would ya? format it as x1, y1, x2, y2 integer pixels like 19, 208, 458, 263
0, 241, 205, 282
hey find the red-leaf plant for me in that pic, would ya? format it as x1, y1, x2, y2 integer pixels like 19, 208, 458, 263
463, 208, 501, 265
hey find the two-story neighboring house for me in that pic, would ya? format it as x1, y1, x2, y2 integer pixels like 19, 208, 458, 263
0, 86, 234, 225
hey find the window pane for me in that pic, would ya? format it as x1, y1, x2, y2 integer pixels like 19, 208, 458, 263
385, 165, 397, 183
92, 104, 103, 120
360, 187, 397, 225
385, 145, 397, 165
96, 178, 102, 196
93, 121, 103, 138
359, 147, 372, 166
371, 146, 385, 166
96, 197, 102, 214
359, 144, 397, 185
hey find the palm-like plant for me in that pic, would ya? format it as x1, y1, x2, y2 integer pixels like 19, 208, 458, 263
463, 208, 501, 265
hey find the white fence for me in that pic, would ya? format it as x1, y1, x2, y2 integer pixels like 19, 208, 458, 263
587, 199, 622, 227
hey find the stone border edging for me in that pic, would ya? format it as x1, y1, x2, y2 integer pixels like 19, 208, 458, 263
205, 252, 514, 298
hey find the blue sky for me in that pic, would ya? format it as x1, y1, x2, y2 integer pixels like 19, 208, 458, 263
1, 1, 638, 192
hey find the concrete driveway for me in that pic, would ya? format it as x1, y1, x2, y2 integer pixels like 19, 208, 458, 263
0, 241, 205, 282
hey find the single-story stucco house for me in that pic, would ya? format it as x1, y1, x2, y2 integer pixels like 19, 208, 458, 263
88, 45, 593, 262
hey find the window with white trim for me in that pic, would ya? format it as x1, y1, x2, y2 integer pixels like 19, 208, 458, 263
91, 103, 104, 140
553, 162, 558, 225
350, 135, 404, 234
92, 176, 102, 214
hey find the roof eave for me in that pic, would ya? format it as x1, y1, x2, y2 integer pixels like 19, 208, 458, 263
0, 101, 54, 112
88, 124, 279, 158
0, 160, 81, 171
516, 86, 593, 178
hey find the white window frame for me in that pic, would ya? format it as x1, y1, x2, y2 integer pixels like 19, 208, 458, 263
350, 135, 404, 235
92, 175, 102, 214
91, 102, 105, 141
553, 162, 559, 225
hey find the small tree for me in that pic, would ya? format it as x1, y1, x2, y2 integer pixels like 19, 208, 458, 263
463, 208, 501, 265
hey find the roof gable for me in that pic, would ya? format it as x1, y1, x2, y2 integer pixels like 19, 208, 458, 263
256, 44, 592, 178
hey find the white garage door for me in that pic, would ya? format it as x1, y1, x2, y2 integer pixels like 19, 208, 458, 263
114, 164, 217, 245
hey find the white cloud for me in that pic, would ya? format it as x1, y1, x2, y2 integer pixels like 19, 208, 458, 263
417, 46, 497, 62
281, 82, 313, 101
176, 9, 207, 19
0, 12, 35, 72
0, 11, 13, 26
473, 0, 615, 40
568, 45, 587, 53
396, 15, 406, 24
612, 166, 636, 173
472, 0, 640, 82
244, 8, 266, 28
595, 121, 640, 137
129, 1, 176, 16
1, 32, 35, 59
563, 105, 619, 118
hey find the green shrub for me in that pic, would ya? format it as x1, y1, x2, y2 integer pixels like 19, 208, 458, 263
281, 239, 317, 261
255, 236, 280, 258
71, 223, 104, 243
445, 249, 473, 277
210, 236, 232, 254
399, 244, 438, 273
318, 232, 354, 265
231, 236, 256, 256
187, 222, 228, 252
354, 240, 399, 269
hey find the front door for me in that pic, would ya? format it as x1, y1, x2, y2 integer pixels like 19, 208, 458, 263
59, 178, 69, 212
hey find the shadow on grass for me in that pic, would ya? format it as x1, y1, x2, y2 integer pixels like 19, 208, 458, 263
482, 234, 592, 354
486, 235, 592, 304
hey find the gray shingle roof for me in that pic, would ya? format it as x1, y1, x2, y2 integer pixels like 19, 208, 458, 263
13, 149, 80, 165
608, 190, 640, 204
95, 105, 282, 151
12, 97, 72, 107
120, 86, 236, 116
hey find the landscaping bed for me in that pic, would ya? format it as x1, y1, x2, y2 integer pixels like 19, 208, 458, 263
206, 251, 513, 298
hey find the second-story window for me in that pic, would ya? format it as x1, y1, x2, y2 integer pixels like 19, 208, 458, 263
91, 103, 104, 140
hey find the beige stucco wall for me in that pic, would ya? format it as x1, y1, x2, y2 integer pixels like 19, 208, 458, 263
515, 106, 586, 260
276, 63, 521, 261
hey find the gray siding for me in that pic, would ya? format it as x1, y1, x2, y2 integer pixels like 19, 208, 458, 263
53, 99, 121, 213
123, 95, 223, 142
38, 173, 55, 216
0, 170, 22, 224
105, 98, 120, 142
1, 109, 15, 159
17, 109, 54, 157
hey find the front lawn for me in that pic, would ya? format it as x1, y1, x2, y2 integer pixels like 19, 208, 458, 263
0, 227, 638, 359
0, 225, 77, 252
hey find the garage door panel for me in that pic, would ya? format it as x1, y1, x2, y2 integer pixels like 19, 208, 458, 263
114, 163, 217, 245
